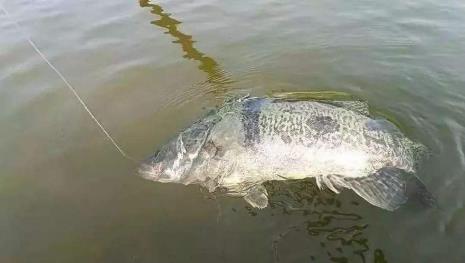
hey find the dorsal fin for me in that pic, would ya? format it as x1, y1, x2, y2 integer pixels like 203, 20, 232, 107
326, 100, 370, 116
269, 91, 370, 116
270, 91, 359, 101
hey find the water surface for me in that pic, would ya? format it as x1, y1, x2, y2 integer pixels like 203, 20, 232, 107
1, 0, 465, 262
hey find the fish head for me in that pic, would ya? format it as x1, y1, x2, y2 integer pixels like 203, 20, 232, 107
138, 145, 178, 183
139, 119, 215, 183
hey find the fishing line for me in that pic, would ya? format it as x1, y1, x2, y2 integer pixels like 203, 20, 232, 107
0, 3, 136, 162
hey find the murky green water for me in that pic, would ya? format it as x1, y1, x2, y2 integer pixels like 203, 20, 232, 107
1, 0, 465, 262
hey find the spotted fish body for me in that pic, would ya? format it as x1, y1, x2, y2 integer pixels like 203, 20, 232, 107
140, 97, 433, 211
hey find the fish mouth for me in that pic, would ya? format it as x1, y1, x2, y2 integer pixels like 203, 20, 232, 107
138, 162, 162, 181
138, 150, 162, 180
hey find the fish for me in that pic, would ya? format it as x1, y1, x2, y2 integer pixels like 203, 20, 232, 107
139, 95, 435, 211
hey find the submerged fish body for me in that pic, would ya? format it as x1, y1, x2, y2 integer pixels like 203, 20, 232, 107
140, 96, 432, 211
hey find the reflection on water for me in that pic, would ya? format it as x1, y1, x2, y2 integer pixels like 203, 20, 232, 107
139, 0, 232, 94
264, 180, 387, 262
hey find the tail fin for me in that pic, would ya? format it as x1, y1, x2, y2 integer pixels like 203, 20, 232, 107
341, 167, 435, 211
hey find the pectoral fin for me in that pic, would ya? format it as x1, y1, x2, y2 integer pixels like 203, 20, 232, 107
243, 184, 269, 209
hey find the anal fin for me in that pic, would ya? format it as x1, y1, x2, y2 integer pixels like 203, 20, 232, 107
342, 167, 435, 211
